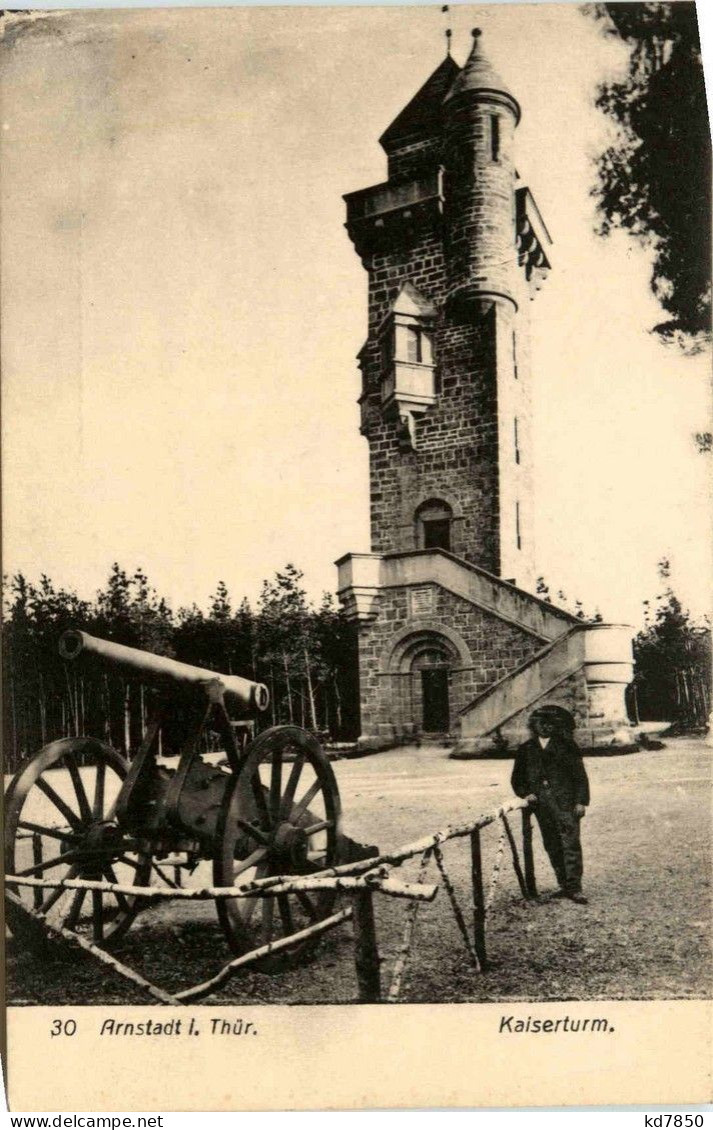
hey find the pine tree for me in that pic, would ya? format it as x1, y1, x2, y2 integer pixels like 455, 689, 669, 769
632, 559, 711, 727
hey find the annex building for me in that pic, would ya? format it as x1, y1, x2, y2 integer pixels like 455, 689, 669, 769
336, 31, 634, 752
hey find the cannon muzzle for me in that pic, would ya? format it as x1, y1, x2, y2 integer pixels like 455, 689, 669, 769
60, 630, 269, 714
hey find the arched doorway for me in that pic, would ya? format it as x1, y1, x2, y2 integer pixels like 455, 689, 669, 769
386, 628, 467, 736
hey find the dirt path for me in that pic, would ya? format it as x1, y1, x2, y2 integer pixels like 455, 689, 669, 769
7, 737, 712, 1005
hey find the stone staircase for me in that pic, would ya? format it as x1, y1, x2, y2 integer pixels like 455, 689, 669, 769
457, 622, 636, 752
337, 548, 636, 752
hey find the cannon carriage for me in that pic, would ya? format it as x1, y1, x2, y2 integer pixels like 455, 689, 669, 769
5, 630, 350, 969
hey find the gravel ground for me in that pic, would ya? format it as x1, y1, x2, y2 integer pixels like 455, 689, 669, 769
7, 736, 712, 1006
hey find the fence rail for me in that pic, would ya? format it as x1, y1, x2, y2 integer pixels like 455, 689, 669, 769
7, 796, 541, 1005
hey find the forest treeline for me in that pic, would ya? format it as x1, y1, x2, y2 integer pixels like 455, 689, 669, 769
537, 561, 711, 732
2, 559, 710, 772
2, 563, 359, 772
631, 560, 710, 731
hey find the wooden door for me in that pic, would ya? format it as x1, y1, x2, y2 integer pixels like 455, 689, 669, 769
421, 668, 449, 732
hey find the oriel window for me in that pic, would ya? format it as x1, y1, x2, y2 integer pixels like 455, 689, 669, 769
395, 323, 432, 366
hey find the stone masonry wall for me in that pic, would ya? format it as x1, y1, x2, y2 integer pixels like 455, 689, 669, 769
359, 88, 533, 582
466, 668, 636, 752
361, 214, 505, 574
386, 136, 444, 183
356, 583, 544, 742
452, 668, 591, 754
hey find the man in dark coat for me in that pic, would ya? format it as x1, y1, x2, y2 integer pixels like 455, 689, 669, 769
511, 704, 590, 904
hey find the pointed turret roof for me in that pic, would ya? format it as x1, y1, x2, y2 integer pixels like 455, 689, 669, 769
443, 29, 520, 123
379, 55, 461, 151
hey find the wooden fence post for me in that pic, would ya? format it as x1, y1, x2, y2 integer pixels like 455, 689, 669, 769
500, 813, 528, 899
352, 889, 381, 1003
521, 808, 538, 898
469, 829, 487, 968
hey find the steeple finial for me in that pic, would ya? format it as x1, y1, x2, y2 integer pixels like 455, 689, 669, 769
441, 6, 452, 57
442, 26, 521, 123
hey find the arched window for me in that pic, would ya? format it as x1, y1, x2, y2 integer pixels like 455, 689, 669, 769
416, 499, 453, 552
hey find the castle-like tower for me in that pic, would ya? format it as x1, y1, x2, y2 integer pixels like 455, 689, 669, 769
347, 31, 549, 589
337, 32, 634, 751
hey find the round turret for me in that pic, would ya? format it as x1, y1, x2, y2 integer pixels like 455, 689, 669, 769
443, 30, 520, 313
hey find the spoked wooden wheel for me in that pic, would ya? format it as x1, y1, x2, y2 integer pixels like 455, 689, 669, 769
214, 725, 343, 970
5, 737, 151, 949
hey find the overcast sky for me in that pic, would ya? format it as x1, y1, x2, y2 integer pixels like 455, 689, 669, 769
2, 2, 711, 626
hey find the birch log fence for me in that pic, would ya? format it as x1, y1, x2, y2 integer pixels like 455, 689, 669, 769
7, 796, 541, 1004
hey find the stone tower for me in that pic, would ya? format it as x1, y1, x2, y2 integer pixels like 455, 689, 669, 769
337, 32, 635, 752
346, 31, 549, 589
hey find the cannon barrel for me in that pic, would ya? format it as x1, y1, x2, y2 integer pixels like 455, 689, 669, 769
59, 629, 269, 713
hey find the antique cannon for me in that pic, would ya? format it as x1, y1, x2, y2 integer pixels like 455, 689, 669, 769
5, 630, 354, 969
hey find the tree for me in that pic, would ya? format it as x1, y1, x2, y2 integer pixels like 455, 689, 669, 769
586, 3, 711, 349
535, 576, 603, 622
632, 559, 711, 727
93, 564, 173, 653
254, 566, 350, 734
2, 573, 92, 760
2, 561, 356, 771
256, 565, 316, 728
310, 592, 360, 739
92, 564, 175, 750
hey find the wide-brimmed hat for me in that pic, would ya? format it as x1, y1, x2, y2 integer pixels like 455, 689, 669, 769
529, 704, 576, 733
